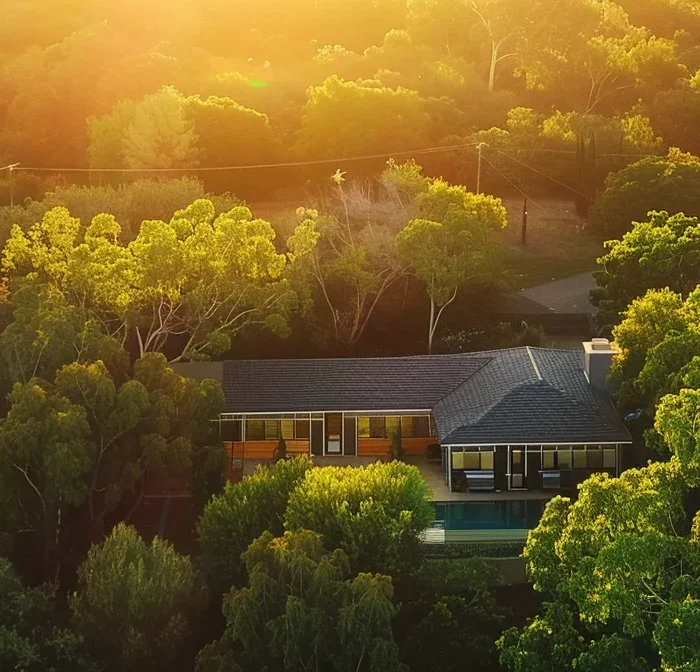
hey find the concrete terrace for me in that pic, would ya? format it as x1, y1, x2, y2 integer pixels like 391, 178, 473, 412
242, 455, 554, 503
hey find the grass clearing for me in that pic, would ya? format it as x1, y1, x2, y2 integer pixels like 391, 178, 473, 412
499, 197, 605, 290
251, 195, 606, 292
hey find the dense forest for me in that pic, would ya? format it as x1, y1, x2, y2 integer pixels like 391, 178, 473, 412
1, 0, 699, 202
1, 1, 700, 671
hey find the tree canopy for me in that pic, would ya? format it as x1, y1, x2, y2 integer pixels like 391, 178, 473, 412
0, 199, 315, 375
592, 210, 700, 325
197, 529, 405, 672
397, 179, 508, 352
71, 523, 198, 672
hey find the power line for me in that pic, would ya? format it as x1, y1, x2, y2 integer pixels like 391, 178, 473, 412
480, 154, 543, 210
492, 147, 596, 202
11, 142, 478, 174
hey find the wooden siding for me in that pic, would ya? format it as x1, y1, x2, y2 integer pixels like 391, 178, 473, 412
358, 438, 392, 456
224, 440, 309, 461
401, 437, 436, 455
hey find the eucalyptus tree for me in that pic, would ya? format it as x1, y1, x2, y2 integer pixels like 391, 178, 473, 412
396, 178, 508, 353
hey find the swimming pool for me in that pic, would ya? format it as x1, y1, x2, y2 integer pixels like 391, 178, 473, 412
432, 499, 548, 531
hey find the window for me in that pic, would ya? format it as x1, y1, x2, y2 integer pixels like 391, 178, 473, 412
369, 417, 386, 438
557, 449, 571, 469
587, 447, 603, 469
573, 449, 586, 469
463, 451, 480, 469
401, 415, 431, 438
246, 419, 265, 441
221, 419, 242, 442
295, 419, 310, 440
386, 416, 400, 439
264, 419, 279, 441
604, 448, 616, 469
357, 417, 370, 438
543, 450, 555, 470
480, 451, 494, 470
452, 451, 465, 469
281, 419, 295, 440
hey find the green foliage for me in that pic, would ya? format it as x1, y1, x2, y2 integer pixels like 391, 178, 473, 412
196, 529, 405, 672
609, 287, 700, 423
0, 378, 93, 575
184, 94, 281, 166
503, 456, 700, 672
593, 211, 700, 324
590, 150, 700, 238
0, 178, 240, 247
1, 199, 314, 369
122, 87, 199, 170
397, 179, 508, 352
285, 460, 434, 575
197, 456, 313, 594
71, 523, 197, 672
0, 353, 223, 575
0, 556, 96, 672
294, 75, 430, 158
290, 166, 412, 348
397, 557, 506, 672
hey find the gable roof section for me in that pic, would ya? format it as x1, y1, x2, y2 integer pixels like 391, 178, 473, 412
221, 354, 492, 413
433, 347, 631, 445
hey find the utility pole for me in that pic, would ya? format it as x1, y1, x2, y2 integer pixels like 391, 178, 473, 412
521, 196, 528, 246
475, 142, 486, 194
1, 163, 20, 206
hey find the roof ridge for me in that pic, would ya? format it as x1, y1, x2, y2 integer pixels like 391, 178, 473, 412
431, 356, 495, 408
223, 352, 495, 366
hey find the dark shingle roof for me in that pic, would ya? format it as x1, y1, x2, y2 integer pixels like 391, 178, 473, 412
222, 355, 491, 413
209, 347, 631, 445
433, 347, 631, 445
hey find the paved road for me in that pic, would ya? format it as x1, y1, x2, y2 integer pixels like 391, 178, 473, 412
518, 272, 597, 314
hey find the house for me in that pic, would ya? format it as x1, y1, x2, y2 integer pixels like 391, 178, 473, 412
170, 339, 632, 493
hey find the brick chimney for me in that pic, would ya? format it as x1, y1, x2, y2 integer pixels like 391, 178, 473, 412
583, 338, 620, 391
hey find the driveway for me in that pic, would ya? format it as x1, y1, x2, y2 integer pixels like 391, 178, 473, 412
518, 272, 597, 314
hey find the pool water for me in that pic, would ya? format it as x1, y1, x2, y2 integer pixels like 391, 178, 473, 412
432, 499, 547, 531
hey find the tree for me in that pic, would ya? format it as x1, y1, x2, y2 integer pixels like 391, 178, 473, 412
498, 437, 700, 672
592, 211, 700, 325
0, 556, 96, 672
287, 163, 418, 349
498, 603, 650, 672
294, 75, 430, 158
396, 179, 508, 352
0, 379, 93, 578
1, 199, 315, 368
284, 460, 434, 575
396, 557, 506, 672
607, 287, 700, 414
71, 523, 198, 672
197, 456, 313, 594
469, 0, 536, 92
196, 529, 406, 672
57, 353, 224, 533
184, 94, 280, 166
0, 352, 223, 575
122, 86, 199, 170
589, 150, 700, 238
